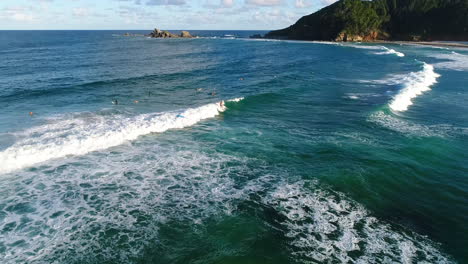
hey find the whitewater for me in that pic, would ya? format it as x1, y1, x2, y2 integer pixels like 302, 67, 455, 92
389, 62, 440, 111
0, 99, 242, 174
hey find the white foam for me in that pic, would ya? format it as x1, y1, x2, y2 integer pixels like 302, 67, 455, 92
369, 111, 439, 137
344, 94, 360, 100
264, 181, 453, 263
0, 148, 454, 263
227, 97, 244, 102
344, 44, 383, 50
0, 140, 266, 263
369, 111, 467, 138
389, 63, 440, 112
429, 51, 468, 71
345, 44, 405, 57
0, 101, 233, 174
376, 46, 405, 57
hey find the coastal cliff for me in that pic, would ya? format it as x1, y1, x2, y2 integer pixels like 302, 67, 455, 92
265, 0, 468, 42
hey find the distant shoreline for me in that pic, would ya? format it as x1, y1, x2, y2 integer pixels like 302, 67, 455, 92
252, 36, 468, 49
373, 40, 468, 49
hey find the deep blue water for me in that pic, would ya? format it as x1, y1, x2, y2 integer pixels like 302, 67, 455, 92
0, 30, 467, 263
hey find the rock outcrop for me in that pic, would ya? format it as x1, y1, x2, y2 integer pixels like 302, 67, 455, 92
180, 31, 193, 38
334, 31, 385, 42
148, 29, 195, 38
149, 29, 178, 38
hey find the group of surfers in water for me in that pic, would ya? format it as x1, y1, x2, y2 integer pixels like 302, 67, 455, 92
29, 77, 246, 116
29, 88, 224, 117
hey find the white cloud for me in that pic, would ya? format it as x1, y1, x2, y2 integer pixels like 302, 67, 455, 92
1, 6, 35, 22
222, 0, 234, 7
10, 12, 34, 22
72, 7, 91, 17
145, 0, 187, 5
245, 0, 283, 7
251, 8, 296, 26
295, 0, 311, 8
320, 0, 338, 6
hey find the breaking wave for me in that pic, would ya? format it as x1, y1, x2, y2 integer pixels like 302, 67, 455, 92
344, 44, 405, 57
0, 99, 243, 174
375, 46, 405, 57
389, 63, 440, 111
227, 97, 244, 102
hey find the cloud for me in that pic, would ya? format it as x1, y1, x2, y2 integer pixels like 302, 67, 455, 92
145, 0, 187, 5
0, 6, 35, 22
222, 0, 234, 7
245, 0, 283, 7
118, 5, 159, 24
320, 0, 338, 5
250, 8, 296, 26
72, 7, 91, 17
295, 0, 311, 8
203, 0, 236, 9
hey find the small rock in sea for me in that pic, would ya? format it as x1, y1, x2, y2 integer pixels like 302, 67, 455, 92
148, 28, 195, 38
180, 31, 193, 38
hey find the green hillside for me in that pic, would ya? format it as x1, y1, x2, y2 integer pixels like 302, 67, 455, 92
265, 0, 468, 41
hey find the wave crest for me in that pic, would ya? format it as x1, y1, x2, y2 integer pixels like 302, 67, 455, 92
0, 100, 242, 174
389, 63, 440, 112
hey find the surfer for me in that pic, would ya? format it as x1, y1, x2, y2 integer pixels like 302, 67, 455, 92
29, 112, 34, 116
211, 91, 216, 96
220, 101, 224, 107
112, 99, 119, 105
134, 100, 139, 104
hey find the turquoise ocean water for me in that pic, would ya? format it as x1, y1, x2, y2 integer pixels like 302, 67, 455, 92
0, 30, 467, 263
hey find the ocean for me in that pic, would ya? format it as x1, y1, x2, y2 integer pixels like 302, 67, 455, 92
0, 30, 467, 263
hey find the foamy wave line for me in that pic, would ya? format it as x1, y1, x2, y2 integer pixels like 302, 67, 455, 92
265, 181, 452, 263
0, 100, 243, 174
345, 44, 405, 57
389, 63, 440, 111
376, 46, 405, 57
227, 97, 244, 102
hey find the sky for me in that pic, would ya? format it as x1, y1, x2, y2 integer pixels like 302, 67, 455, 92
0, 0, 338, 30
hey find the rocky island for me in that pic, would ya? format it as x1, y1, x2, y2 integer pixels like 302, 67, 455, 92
264, 0, 468, 42
147, 29, 195, 38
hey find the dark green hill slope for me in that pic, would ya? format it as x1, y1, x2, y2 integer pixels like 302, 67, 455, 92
265, 0, 468, 41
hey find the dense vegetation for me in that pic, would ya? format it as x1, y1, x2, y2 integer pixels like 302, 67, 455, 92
265, 0, 468, 41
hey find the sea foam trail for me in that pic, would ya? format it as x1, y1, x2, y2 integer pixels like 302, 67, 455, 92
227, 97, 244, 102
264, 181, 453, 263
376, 46, 405, 57
0, 99, 242, 174
344, 44, 405, 57
389, 63, 440, 111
